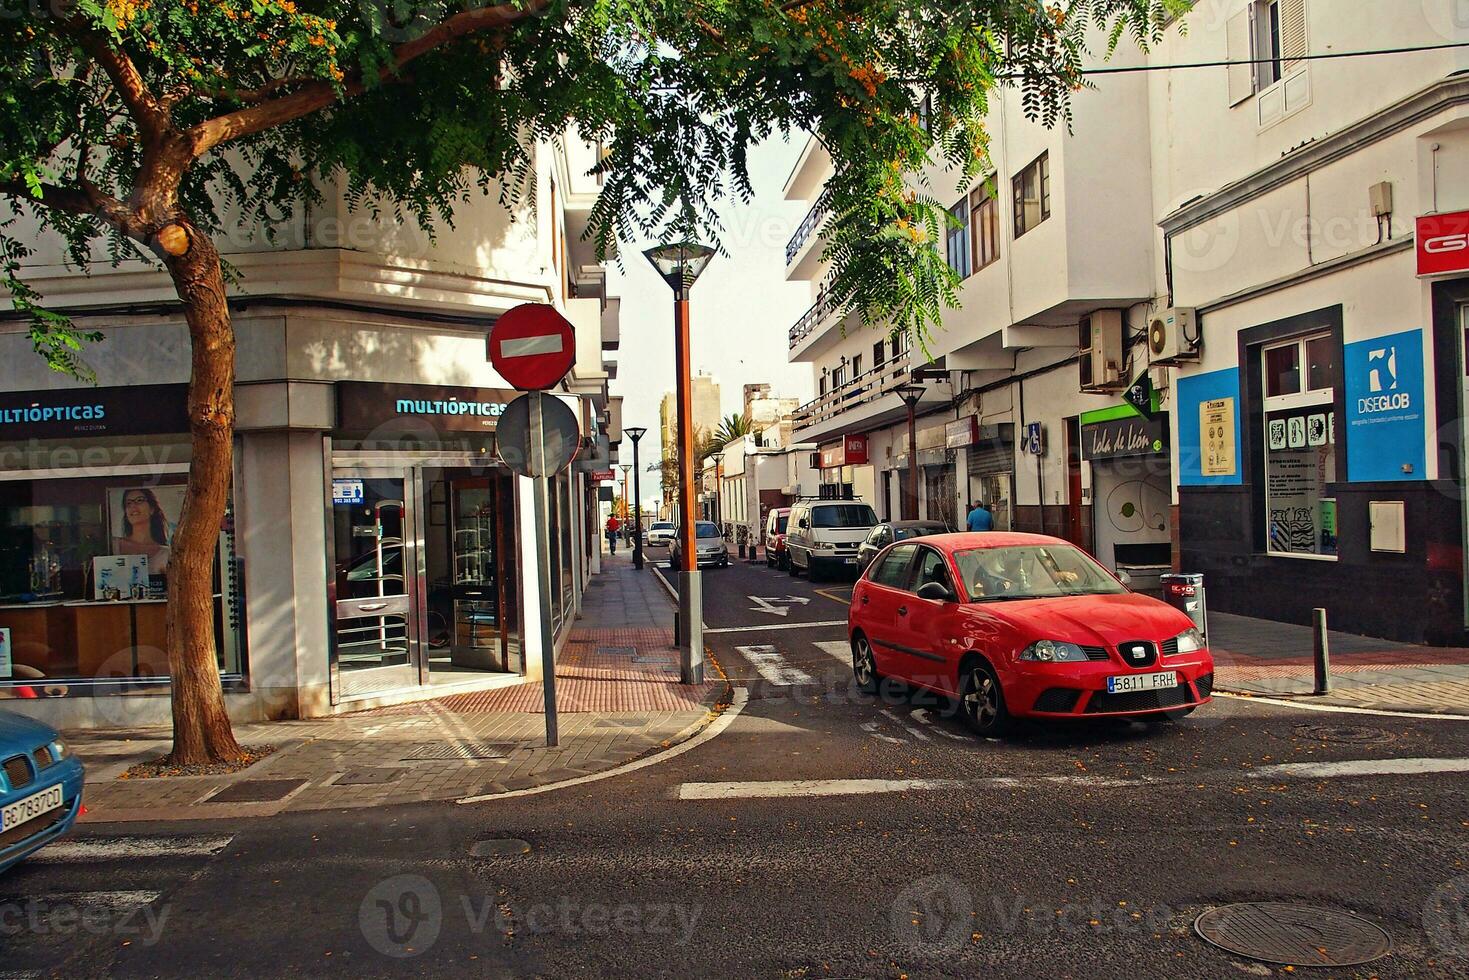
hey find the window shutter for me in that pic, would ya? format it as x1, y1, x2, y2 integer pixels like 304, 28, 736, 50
1279, 0, 1308, 71
1226, 10, 1253, 106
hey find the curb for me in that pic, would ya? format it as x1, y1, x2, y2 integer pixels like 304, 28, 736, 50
650, 563, 678, 603
1214, 689, 1469, 720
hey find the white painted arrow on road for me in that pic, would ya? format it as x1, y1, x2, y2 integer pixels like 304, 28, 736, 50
747, 595, 813, 617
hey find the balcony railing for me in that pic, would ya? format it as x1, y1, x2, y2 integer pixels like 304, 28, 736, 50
790, 353, 913, 432
788, 288, 840, 350
785, 189, 831, 266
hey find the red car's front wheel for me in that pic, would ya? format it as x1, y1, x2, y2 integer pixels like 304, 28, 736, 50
959, 661, 1012, 737
852, 634, 881, 695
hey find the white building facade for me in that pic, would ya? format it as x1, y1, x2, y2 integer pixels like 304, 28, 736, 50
785, 0, 1469, 643
0, 138, 621, 726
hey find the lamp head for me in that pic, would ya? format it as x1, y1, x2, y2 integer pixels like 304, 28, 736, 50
625, 426, 647, 443
642, 241, 716, 298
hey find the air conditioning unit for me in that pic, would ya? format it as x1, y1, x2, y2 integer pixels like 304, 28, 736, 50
1079, 309, 1126, 391
1147, 307, 1201, 364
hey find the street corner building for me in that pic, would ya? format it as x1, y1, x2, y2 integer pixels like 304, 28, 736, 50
780, 2, 1469, 647
0, 137, 622, 728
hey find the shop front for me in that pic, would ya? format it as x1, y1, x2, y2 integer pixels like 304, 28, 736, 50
1176, 296, 1463, 644
0, 384, 244, 702
326, 381, 583, 704
1080, 406, 1172, 592
817, 434, 869, 500
955, 417, 1014, 532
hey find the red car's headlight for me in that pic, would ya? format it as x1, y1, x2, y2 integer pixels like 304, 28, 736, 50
1018, 640, 1090, 663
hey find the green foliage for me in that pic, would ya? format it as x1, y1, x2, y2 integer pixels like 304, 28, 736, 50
710, 412, 752, 449
1, 0, 1193, 367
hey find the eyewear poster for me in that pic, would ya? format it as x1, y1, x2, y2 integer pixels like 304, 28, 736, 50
108, 485, 186, 576
0, 627, 10, 679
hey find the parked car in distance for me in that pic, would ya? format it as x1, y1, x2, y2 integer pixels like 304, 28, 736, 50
670, 521, 729, 569
764, 507, 792, 569
785, 500, 879, 581
646, 521, 676, 547
856, 520, 953, 572
1, 708, 85, 874
847, 532, 1214, 737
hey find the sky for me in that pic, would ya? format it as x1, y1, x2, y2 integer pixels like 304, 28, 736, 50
607, 135, 817, 506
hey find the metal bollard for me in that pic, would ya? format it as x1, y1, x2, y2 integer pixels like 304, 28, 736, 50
1312, 607, 1331, 695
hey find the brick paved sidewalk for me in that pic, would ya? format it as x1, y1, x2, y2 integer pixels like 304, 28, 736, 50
72, 553, 730, 822
1210, 611, 1469, 715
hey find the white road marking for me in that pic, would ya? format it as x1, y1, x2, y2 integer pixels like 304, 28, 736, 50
747, 595, 813, 617
860, 722, 907, 745
32, 890, 163, 914
814, 640, 851, 662
1246, 757, 1469, 779
30, 835, 234, 863
1212, 691, 1469, 722
705, 620, 847, 635
881, 707, 930, 741
678, 778, 966, 800
735, 645, 815, 686
911, 708, 970, 741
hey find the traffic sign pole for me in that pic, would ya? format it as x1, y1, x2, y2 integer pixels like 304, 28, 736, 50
528, 389, 559, 747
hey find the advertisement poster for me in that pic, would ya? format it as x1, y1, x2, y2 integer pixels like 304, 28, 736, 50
0, 627, 10, 679
1344, 329, 1426, 482
108, 485, 186, 576
1201, 397, 1237, 477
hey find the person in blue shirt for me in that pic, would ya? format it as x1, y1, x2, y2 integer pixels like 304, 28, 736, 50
966, 500, 994, 532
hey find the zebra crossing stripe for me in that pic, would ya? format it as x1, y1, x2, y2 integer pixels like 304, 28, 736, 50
813, 640, 851, 663
30, 835, 234, 863
735, 645, 815, 686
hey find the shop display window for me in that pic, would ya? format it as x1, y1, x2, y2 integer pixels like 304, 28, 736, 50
1260, 333, 1339, 559
0, 472, 243, 690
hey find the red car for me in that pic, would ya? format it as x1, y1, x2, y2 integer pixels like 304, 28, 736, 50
847, 532, 1213, 736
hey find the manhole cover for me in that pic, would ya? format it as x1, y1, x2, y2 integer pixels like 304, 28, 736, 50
1293, 724, 1396, 745
333, 768, 406, 785
469, 838, 531, 857
1194, 903, 1391, 967
401, 743, 511, 761
205, 779, 307, 804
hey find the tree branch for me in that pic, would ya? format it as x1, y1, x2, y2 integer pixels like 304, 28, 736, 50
60, 19, 169, 140
0, 179, 144, 239
188, 0, 552, 156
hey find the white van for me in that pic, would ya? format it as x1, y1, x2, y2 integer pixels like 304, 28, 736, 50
785, 500, 879, 581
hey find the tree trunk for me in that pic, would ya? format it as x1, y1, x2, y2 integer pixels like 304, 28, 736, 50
160, 225, 245, 765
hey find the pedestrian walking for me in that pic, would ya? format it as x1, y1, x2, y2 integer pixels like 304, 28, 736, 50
966, 500, 994, 532
605, 514, 621, 554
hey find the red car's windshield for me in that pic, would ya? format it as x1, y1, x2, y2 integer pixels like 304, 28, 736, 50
953, 545, 1127, 602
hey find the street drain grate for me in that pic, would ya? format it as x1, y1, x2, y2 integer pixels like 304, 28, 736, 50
205, 779, 307, 804
1293, 723, 1396, 745
631, 655, 673, 665
597, 645, 637, 658
1194, 903, 1391, 967
333, 768, 406, 786
400, 743, 511, 761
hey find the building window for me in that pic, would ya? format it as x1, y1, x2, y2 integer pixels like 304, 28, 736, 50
945, 198, 971, 277
1228, 0, 1307, 105
831, 364, 847, 389
1260, 332, 1338, 560
1012, 153, 1051, 238
873, 340, 885, 368
851, 354, 863, 379
891, 331, 909, 357
969, 180, 1000, 270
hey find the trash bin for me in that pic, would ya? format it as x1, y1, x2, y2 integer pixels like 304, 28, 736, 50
1160, 573, 1207, 640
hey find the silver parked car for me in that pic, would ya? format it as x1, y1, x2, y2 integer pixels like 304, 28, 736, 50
670, 522, 729, 569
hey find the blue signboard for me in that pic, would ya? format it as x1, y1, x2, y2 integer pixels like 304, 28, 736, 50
332, 478, 365, 505
1344, 329, 1426, 482
1177, 367, 1243, 486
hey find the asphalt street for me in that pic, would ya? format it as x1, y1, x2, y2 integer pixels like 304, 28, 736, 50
5, 551, 1469, 977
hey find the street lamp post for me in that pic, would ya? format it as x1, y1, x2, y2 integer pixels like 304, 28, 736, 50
620, 463, 632, 523
643, 241, 716, 685
895, 382, 926, 521
626, 427, 647, 570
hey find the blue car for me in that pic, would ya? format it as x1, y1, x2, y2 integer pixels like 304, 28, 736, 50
0, 709, 84, 873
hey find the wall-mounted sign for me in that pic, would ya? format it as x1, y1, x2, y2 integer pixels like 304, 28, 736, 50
590, 469, 616, 482
336, 381, 518, 434
945, 415, 979, 449
1082, 415, 1169, 461
1344, 328, 1425, 482
1024, 421, 1046, 456
1200, 397, 1237, 477
819, 434, 870, 469
332, 478, 365, 505
0, 384, 188, 441
1416, 210, 1469, 277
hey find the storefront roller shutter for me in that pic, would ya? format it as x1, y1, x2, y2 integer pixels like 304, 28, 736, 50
967, 439, 1012, 476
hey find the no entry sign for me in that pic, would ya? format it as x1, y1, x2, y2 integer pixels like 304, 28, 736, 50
488, 303, 576, 390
